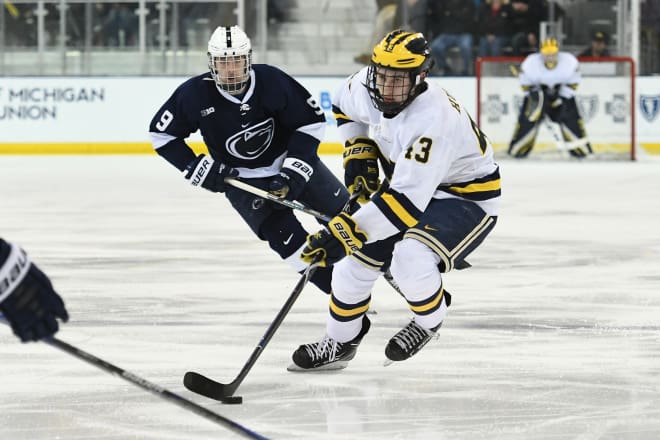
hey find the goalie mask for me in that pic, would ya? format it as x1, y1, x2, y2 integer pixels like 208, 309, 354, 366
208, 25, 252, 95
540, 38, 559, 69
365, 30, 433, 115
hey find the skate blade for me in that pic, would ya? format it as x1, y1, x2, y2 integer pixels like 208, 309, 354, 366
383, 358, 394, 367
287, 361, 350, 372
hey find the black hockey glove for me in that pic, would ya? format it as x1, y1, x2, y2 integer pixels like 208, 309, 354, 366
0, 240, 69, 342
343, 137, 380, 203
268, 157, 314, 201
542, 84, 563, 108
301, 213, 368, 267
184, 154, 238, 193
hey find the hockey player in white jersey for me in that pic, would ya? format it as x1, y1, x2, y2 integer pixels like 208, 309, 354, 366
288, 30, 501, 371
509, 38, 592, 158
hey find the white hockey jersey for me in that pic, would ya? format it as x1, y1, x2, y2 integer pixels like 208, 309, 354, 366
519, 52, 581, 99
333, 67, 501, 242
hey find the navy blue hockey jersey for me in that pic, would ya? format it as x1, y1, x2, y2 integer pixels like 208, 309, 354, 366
149, 64, 326, 175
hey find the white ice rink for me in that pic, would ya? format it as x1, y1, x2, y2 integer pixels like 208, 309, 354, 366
1, 154, 659, 440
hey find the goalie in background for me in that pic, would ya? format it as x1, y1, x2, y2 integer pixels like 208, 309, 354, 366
0, 238, 69, 342
509, 38, 593, 158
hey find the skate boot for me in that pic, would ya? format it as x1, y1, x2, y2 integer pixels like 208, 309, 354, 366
288, 315, 370, 372
384, 318, 441, 364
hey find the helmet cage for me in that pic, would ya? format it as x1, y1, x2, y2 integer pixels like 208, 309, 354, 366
208, 51, 252, 94
207, 26, 252, 94
366, 63, 425, 114
364, 29, 433, 115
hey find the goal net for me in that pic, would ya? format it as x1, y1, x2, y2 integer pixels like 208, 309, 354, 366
476, 56, 636, 160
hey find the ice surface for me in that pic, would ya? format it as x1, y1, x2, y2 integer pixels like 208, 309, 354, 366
1, 155, 659, 439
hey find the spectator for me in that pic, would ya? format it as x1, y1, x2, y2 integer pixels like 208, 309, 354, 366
641, 0, 660, 74
579, 31, 611, 58
101, 2, 138, 47
394, 0, 429, 34
268, 0, 296, 23
477, 0, 514, 57
354, 0, 399, 65
427, 0, 476, 76
509, 0, 546, 56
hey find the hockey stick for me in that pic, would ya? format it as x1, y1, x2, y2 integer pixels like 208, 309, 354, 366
542, 117, 590, 151
225, 177, 333, 222
183, 256, 322, 403
226, 178, 471, 278
0, 317, 268, 440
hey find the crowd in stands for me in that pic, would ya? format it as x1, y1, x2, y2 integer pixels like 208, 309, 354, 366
1, 1, 291, 48
2, 0, 658, 74
355, 0, 560, 76
350, 0, 660, 76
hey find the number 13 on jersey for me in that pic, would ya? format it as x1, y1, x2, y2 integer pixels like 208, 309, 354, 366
405, 137, 432, 163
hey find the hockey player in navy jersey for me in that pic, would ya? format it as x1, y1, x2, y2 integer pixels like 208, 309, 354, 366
149, 25, 352, 294
288, 30, 501, 371
0, 238, 69, 342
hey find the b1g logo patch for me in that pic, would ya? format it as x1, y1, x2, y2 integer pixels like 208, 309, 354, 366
225, 117, 275, 160
640, 95, 660, 122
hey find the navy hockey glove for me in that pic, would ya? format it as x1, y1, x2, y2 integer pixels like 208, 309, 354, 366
343, 137, 380, 203
269, 157, 314, 201
184, 154, 238, 193
301, 213, 367, 267
0, 240, 69, 342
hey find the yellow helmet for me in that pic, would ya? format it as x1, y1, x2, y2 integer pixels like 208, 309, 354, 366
366, 29, 433, 114
540, 38, 559, 69
540, 38, 559, 55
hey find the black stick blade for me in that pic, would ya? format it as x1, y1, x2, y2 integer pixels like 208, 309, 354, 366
184, 371, 239, 402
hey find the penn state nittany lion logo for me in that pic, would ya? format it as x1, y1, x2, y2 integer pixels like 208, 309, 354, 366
640, 95, 660, 122
225, 118, 275, 160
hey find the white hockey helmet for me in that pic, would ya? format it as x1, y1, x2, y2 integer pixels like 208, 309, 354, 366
207, 25, 252, 94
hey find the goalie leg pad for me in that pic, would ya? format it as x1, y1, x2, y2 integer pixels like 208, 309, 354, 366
523, 90, 545, 123
509, 120, 540, 158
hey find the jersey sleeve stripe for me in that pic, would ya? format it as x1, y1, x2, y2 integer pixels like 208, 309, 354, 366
372, 189, 421, 230
149, 132, 178, 149
329, 294, 371, 321
332, 104, 353, 127
295, 121, 326, 142
438, 167, 501, 201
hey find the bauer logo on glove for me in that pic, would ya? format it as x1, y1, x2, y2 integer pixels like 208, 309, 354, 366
301, 213, 368, 267
343, 137, 381, 203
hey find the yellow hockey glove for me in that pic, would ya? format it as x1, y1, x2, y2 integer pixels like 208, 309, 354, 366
300, 213, 368, 267
343, 137, 381, 203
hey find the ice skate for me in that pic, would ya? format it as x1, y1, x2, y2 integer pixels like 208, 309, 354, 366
384, 318, 441, 365
288, 315, 370, 372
